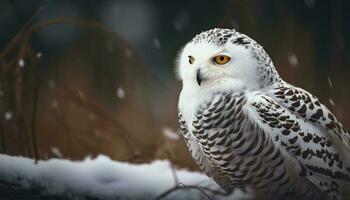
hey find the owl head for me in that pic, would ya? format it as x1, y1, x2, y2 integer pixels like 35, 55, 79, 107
176, 28, 281, 93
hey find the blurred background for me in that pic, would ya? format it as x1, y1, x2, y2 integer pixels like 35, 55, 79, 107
0, 0, 349, 170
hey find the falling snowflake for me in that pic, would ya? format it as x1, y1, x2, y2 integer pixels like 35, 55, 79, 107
162, 127, 179, 140
18, 59, 25, 68
327, 77, 333, 88
51, 147, 63, 158
153, 38, 161, 50
328, 98, 335, 106
4, 111, 13, 121
116, 87, 125, 99
36, 52, 42, 58
287, 54, 299, 67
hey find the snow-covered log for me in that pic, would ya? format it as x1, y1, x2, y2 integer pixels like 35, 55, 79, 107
0, 154, 252, 200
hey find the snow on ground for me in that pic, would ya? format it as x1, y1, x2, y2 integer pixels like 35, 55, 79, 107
0, 154, 253, 200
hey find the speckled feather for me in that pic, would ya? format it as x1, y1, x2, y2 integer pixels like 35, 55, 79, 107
177, 28, 350, 200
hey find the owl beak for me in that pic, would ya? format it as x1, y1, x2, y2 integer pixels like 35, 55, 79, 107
196, 69, 203, 86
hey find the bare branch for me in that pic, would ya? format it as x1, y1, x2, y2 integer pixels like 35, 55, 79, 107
154, 184, 213, 200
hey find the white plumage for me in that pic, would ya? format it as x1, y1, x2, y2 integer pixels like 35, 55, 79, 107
177, 28, 350, 200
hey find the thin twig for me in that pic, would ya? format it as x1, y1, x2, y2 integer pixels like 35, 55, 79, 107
22, 18, 168, 88
0, 4, 45, 61
29, 50, 40, 164
0, 119, 6, 153
155, 184, 212, 200
166, 150, 179, 186
0, 60, 8, 153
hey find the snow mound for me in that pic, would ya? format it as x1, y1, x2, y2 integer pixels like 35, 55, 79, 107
0, 154, 252, 200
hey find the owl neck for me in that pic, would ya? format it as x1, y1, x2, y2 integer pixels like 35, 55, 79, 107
258, 64, 283, 89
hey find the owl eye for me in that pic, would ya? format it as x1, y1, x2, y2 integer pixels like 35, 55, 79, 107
213, 55, 231, 65
188, 56, 195, 64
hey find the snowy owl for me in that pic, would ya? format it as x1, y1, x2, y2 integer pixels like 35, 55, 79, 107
176, 28, 350, 200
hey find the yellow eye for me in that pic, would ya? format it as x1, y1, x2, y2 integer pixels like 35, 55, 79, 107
213, 55, 231, 65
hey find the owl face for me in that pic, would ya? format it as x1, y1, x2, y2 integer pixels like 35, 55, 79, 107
177, 29, 272, 92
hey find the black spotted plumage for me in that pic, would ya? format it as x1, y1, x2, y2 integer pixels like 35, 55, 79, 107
178, 28, 350, 200
179, 92, 329, 200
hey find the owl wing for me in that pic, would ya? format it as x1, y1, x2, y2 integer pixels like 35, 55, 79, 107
183, 92, 300, 195
245, 89, 350, 200
267, 85, 350, 155
178, 112, 213, 177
